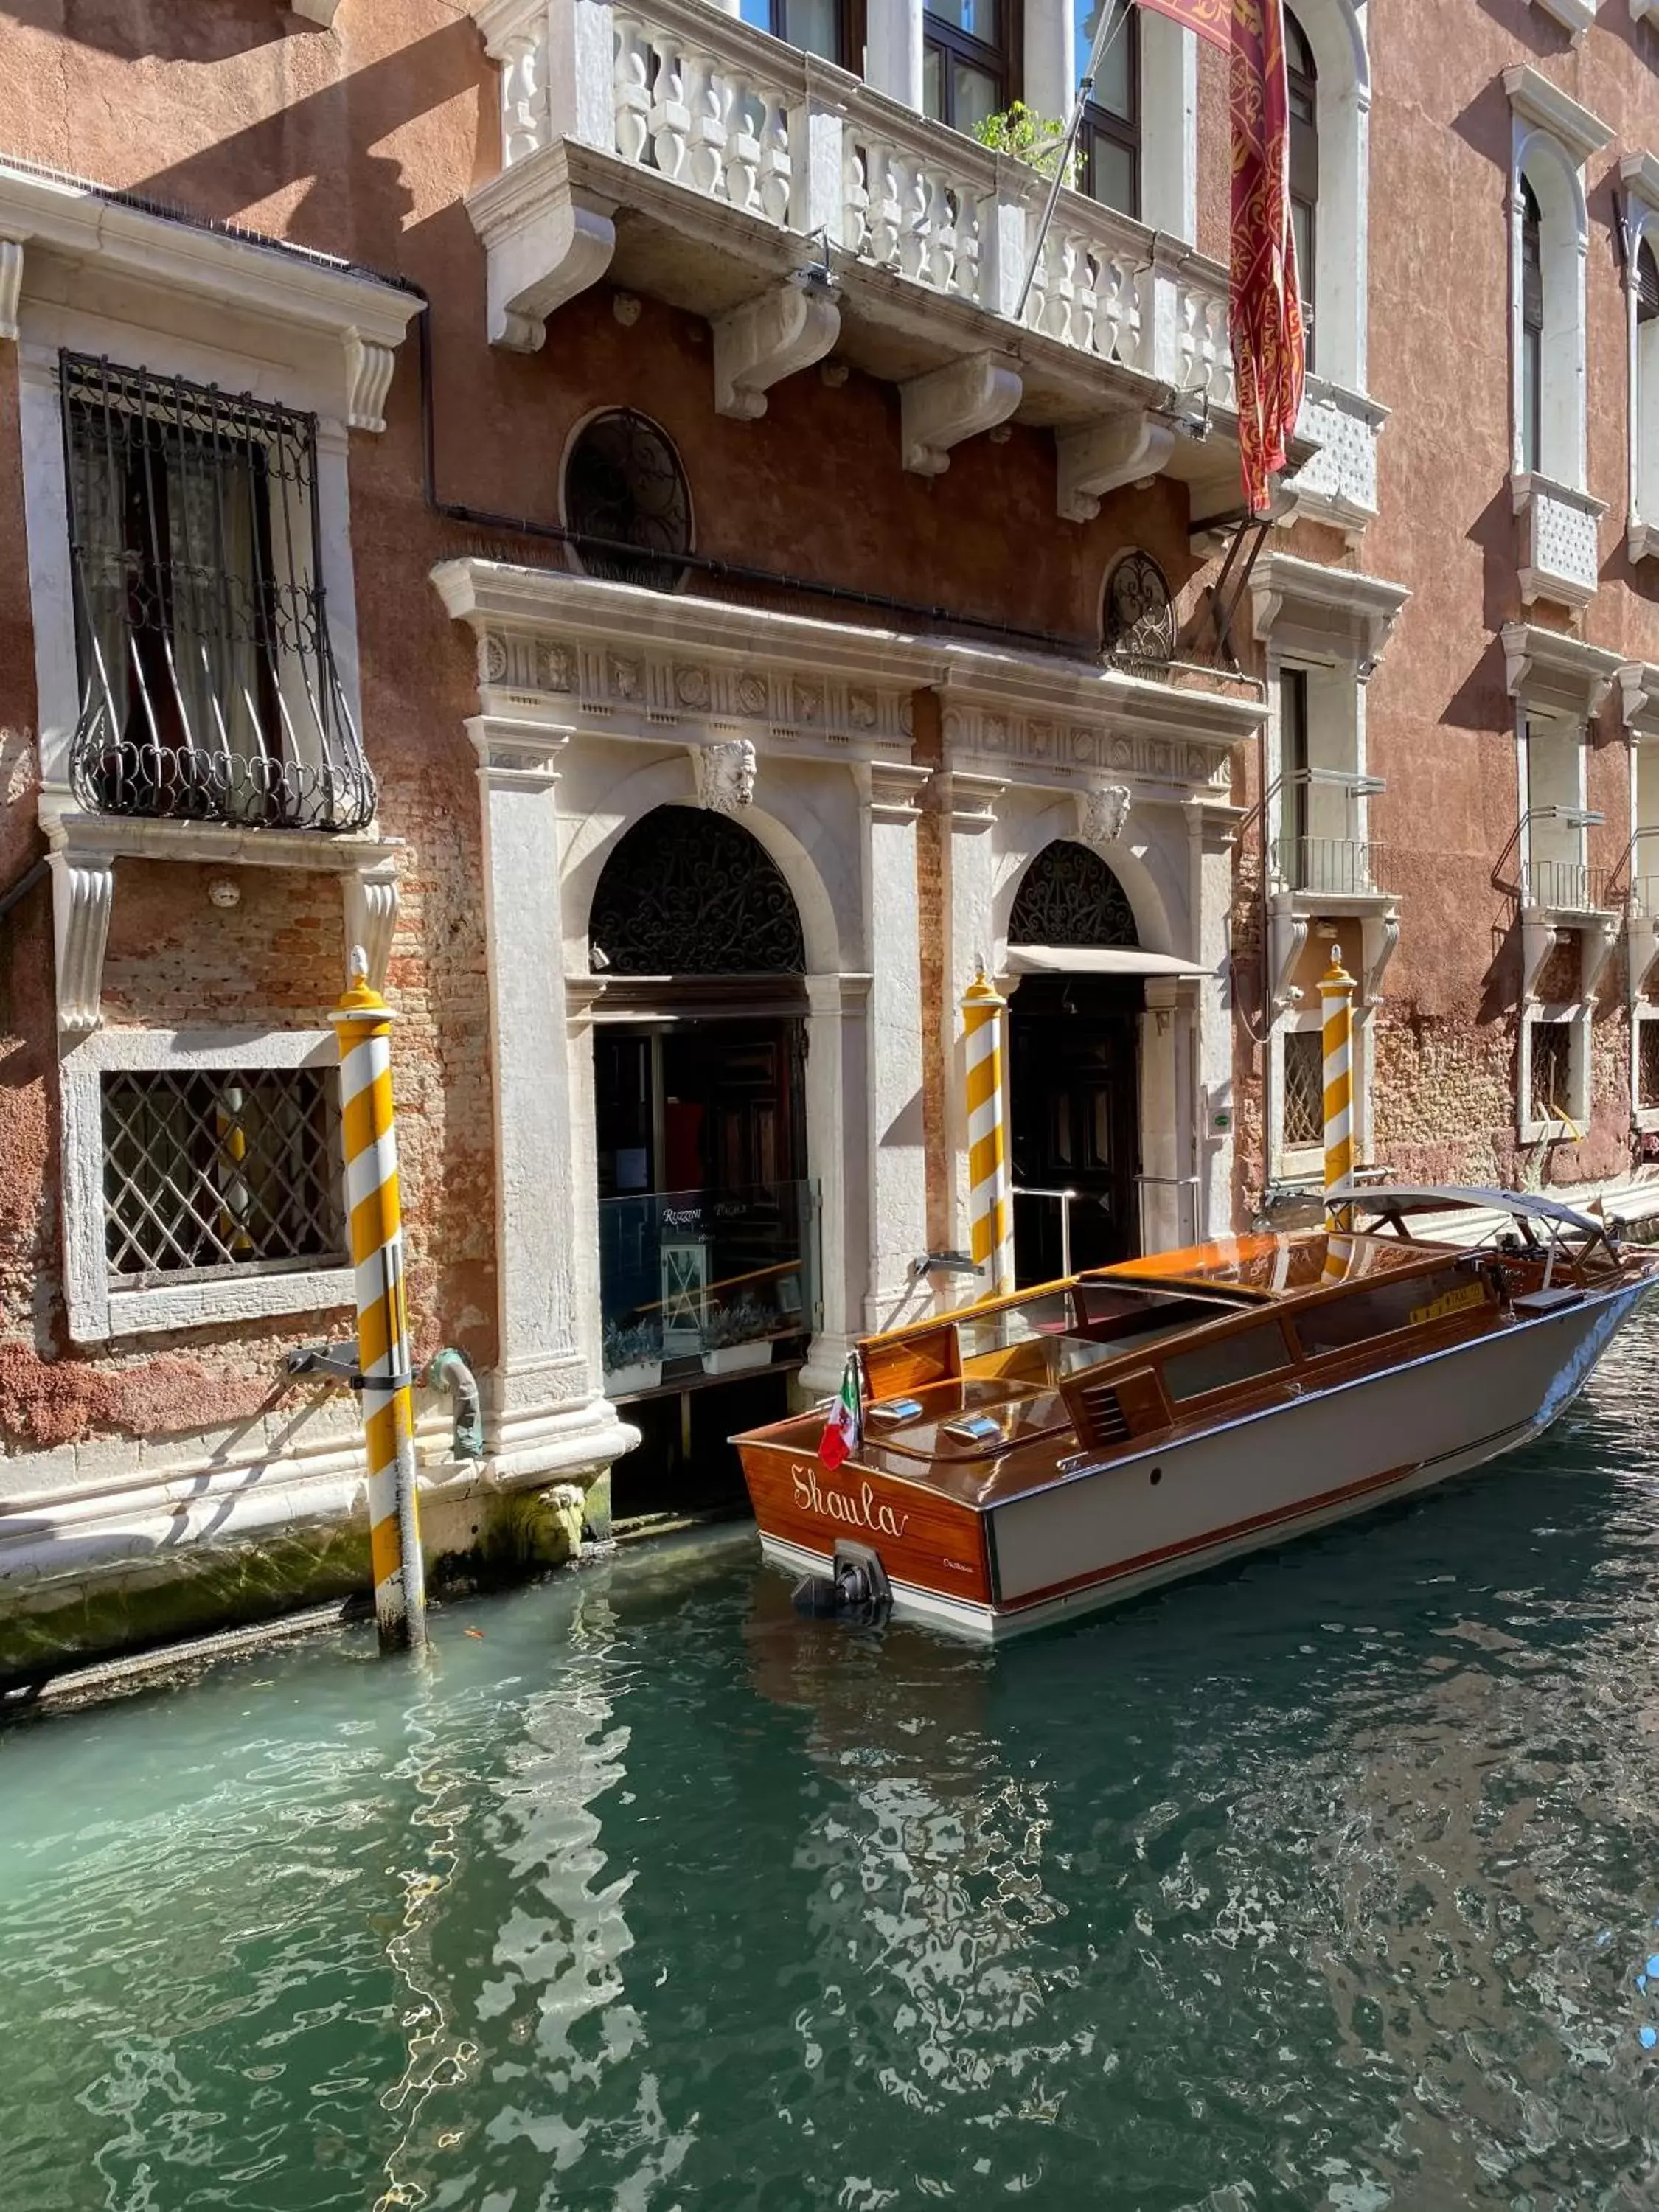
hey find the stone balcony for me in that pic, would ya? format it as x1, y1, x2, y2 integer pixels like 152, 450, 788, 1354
467, 0, 1317, 521
1512, 470, 1606, 611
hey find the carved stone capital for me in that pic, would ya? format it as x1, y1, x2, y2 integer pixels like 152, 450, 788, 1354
856, 761, 932, 824
713, 281, 841, 422
344, 329, 396, 433
900, 353, 1022, 477
49, 849, 114, 1034
343, 863, 400, 992
1075, 784, 1133, 849
690, 737, 757, 815
0, 237, 23, 343
467, 714, 573, 788
1055, 414, 1175, 524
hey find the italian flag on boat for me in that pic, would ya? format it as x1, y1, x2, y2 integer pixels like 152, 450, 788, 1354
819, 1354, 862, 1470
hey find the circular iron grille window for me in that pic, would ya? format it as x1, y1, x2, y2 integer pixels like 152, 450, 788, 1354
1102, 550, 1175, 669
564, 408, 692, 590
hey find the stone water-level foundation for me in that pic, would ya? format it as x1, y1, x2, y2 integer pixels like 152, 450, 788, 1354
0, 1390, 613, 1684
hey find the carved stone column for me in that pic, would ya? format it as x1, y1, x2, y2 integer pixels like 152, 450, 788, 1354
858, 762, 934, 1335
469, 713, 637, 1482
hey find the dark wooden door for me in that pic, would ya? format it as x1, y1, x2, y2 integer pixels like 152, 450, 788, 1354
1009, 976, 1141, 1284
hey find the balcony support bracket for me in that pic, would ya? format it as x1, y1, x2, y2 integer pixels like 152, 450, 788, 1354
1519, 908, 1557, 1008
900, 352, 1022, 478
1055, 412, 1175, 524
1360, 909, 1401, 1010
713, 280, 841, 422
343, 861, 400, 993
1582, 915, 1620, 1007
469, 142, 619, 352
1267, 893, 1308, 1013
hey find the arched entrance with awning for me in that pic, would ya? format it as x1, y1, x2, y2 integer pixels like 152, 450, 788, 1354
1005, 839, 1203, 1281
588, 803, 816, 1506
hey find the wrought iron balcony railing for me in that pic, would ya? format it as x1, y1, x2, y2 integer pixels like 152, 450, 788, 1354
1522, 858, 1615, 914
62, 352, 375, 833
1270, 835, 1378, 898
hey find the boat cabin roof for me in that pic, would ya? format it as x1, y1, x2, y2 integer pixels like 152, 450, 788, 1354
1102, 1230, 1443, 1301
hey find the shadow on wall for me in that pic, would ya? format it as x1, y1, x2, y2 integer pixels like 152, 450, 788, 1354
13, 8, 490, 274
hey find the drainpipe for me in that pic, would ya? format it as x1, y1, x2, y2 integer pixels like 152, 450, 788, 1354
424, 1347, 484, 1461
0, 856, 48, 925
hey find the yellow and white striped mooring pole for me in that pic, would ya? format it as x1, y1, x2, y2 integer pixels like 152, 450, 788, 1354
963, 969, 1015, 1299
1321, 946, 1357, 1239
332, 955, 427, 1654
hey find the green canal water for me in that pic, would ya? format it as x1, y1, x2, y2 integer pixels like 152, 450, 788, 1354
7, 1321, 1659, 2211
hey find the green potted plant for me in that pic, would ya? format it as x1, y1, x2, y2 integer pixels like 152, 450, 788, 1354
603, 1315, 662, 1398
971, 103, 1079, 186
702, 1292, 778, 1375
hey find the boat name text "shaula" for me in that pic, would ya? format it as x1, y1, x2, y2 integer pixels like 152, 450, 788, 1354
790, 1464, 911, 1540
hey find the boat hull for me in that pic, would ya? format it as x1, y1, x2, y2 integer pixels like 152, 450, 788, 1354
757, 1276, 1649, 1642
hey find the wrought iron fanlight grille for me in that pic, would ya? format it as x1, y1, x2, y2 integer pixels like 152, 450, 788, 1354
62, 352, 375, 832
590, 806, 806, 974
1102, 550, 1175, 672
1009, 840, 1139, 949
101, 1065, 347, 1283
565, 408, 692, 591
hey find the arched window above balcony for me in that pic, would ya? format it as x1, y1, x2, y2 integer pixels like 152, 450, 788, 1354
1274, 0, 1368, 395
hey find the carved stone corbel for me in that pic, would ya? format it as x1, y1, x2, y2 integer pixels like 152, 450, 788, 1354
1582, 916, 1619, 1006
900, 353, 1022, 477
0, 237, 23, 343
713, 282, 841, 421
50, 850, 114, 1034
469, 144, 618, 352
690, 737, 757, 815
1360, 910, 1400, 1009
344, 330, 397, 434
343, 863, 400, 992
1519, 908, 1558, 1006
1055, 414, 1175, 524
1075, 785, 1133, 849
1267, 896, 1308, 1010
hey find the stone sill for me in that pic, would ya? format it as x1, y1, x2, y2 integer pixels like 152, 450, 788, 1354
100, 1265, 355, 1345
41, 804, 401, 876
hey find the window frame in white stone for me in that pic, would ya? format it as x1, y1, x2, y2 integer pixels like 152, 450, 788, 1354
1621, 153, 1659, 564
1517, 1005, 1590, 1147
1251, 552, 1408, 1185
1274, 1009, 1327, 1184
1619, 661, 1659, 1130
61, 1026, 353, 1345
1503, 68, 1611, 611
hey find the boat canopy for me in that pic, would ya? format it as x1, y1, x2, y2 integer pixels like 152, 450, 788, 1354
1326, 1182, 1609, 1240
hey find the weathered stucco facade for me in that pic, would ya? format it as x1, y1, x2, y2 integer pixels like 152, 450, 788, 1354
4, 0, 1659, 1673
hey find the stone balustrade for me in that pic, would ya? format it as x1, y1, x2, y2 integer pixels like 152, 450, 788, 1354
470, 0, 1238, 414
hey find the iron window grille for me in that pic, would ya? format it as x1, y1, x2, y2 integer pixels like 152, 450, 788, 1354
1102, 550, 1174, 671
1282, 1029, 1324, 1149
1529, 1021, 1572, 1128
589, 804, 807, 973
564, 409, 692, 591
62, 352, 375, 832
100, 1065, 348, 1286
1009, 840, 1139, 950
1641, 1020, 1659, 1110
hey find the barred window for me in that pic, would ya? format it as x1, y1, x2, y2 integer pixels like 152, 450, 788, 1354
63, 353, 375, 832
1529, 1021, 1571, 1127
1640, 1019, 1659, 1111
1283, 1029, 1324, 1149
101, 1067, 347, 1284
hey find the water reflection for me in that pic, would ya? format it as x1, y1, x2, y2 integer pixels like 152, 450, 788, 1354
4, 1339, 1659, 2209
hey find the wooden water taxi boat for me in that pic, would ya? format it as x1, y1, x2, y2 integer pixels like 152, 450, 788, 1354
732, 1186, 1659, 1641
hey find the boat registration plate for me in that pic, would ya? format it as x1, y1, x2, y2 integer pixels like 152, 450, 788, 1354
1410, 1280, 1485, 1325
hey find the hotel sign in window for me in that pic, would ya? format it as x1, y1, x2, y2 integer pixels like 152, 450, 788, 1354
101, 1065, 347, 1285
62, 353, 374, 833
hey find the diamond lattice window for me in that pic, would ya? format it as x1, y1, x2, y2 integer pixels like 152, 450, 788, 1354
101, 1067, 347, 1284
63, 352, 374, 832
1529, 1021, 1572, 1127
1283, 1029, 1324, 1148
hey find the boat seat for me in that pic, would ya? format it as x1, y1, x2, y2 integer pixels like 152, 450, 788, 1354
1511, 1286, 1586, 1315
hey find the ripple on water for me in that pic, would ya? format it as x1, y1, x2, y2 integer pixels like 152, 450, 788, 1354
5, 1319, 1659, 2208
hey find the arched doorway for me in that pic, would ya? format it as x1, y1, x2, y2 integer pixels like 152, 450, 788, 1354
1006, 840, 1143, 1284
590, 805, 815, 1507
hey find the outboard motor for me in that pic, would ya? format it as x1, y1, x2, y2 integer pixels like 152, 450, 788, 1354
793, 1540, 893, 1626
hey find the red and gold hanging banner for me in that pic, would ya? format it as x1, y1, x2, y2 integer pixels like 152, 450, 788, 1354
1226, 0, 1305, 512
1130, 1, 1306, 512
1132, 0, 1231, 49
